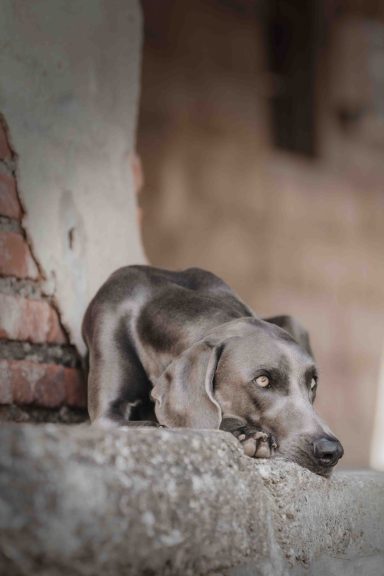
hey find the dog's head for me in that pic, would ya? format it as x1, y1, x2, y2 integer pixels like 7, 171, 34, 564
151, 316, 343, 477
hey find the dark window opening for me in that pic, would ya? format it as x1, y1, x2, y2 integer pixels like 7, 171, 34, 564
266, 0, 319, 156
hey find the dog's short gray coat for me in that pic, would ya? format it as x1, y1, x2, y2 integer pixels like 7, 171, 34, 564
83, 265, 343, 476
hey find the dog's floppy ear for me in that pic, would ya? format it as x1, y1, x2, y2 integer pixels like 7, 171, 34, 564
264, 315, 314, 358
151, 340, 223, 429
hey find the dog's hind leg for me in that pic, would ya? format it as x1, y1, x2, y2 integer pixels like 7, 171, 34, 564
85, 308, 154, 428
92, 417, 161, 429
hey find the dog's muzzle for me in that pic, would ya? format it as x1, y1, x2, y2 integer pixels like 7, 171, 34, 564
276, 429, 344, 476
312, 435, 344, 468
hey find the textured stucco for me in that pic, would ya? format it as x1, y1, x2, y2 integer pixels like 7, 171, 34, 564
1, 424, 383, 576
0, 0, 146, 354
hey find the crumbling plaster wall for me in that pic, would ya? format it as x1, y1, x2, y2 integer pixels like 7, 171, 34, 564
0, 0, 146, 355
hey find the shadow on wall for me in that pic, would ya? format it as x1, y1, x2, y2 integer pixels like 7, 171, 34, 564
138, 0, 384, 469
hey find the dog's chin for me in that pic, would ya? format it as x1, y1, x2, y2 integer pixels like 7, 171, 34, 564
302, 460, 335, 478
278, 448, 336, 478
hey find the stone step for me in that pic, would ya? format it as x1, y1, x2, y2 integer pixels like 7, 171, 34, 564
1, 425, 383, 576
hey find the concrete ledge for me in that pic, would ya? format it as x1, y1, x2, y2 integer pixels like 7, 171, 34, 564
0, 425, 383, 576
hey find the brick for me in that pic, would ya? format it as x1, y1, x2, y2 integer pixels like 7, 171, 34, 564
0, 359, 86, 409
0, 231, 38, 279
0, 122, 12, 160
0, 171, 21, 219
65, 367, 87, 408
0, 293, 67, 344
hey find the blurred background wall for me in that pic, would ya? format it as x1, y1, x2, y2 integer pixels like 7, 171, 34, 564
138, 0, 384, 468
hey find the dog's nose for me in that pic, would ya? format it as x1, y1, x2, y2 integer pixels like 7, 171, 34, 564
312, 436, 344, 467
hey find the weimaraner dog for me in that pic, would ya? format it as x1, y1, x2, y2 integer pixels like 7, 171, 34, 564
83, 265, 343, 476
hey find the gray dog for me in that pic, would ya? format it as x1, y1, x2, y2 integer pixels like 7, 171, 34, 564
83, 265, 343, 477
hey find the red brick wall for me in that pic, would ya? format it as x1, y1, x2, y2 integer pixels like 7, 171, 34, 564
0, 117, 86, 421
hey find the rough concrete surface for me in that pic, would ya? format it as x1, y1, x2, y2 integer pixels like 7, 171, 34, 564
0, 425, 383, 576
0, 0, 146, 354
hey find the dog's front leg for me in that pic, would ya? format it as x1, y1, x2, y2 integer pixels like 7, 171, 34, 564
220, 417, 277, 458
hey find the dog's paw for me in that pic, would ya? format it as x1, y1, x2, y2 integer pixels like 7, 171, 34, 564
234, 427, 277, 459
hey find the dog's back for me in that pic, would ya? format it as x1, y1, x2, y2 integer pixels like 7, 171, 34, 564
82, 265, 252, 354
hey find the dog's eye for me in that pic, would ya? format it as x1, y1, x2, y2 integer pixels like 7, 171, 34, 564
255, 375, 270, 388
310, 378, 317, 392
